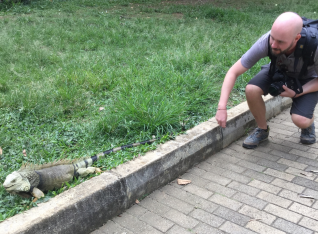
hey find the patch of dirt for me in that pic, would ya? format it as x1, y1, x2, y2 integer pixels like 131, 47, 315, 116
172, 12, 184, 18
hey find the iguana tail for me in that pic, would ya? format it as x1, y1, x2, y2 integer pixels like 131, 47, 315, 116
74, 138, 159, 169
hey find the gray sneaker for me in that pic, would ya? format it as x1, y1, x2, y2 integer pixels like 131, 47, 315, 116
300, 123, 316, 144
242, 127, 269, 149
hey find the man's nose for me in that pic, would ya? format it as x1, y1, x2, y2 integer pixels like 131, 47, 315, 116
271, 40, 278, 49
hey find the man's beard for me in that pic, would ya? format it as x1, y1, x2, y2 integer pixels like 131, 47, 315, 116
270, 41, 294, 56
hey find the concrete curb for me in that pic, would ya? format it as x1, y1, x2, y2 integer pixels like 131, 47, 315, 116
0, 96, 292, 234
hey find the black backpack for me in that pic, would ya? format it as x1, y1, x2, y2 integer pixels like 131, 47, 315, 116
268, 17, 318, 94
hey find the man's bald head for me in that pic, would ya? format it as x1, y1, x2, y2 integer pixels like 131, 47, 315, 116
272, 12, 303, 38
269, 12, 303, 56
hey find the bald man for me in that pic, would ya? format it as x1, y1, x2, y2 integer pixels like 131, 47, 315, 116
216, 12, 318, 149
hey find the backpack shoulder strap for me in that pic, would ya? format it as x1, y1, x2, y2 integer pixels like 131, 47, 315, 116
268, 34, 276, 77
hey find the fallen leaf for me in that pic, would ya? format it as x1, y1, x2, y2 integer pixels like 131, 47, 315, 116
99, 107, 105, 111
0, 147, 2, 155
23, 149, 27, 157
299, 194, 315, 199
177, 179, 191, 185
248, 218, 262, 222
135, 199, 140, 204
300, 172, 313, 177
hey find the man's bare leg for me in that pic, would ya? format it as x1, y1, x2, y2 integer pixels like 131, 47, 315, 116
242, 84, 270, 149
245, 84, 267, 129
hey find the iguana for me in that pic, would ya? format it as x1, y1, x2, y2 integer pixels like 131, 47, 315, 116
3, 138, 158, 199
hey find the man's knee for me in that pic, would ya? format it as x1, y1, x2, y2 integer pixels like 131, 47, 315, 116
291, 114, 313, 129
245, 84, 264, 97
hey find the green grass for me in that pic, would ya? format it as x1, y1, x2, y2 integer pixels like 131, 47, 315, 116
0, 0, 317, 221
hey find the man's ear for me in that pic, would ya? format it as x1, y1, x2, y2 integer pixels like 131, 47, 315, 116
295, 33, 301, 42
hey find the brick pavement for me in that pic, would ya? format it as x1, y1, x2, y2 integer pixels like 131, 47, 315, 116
91, 108, 318, 234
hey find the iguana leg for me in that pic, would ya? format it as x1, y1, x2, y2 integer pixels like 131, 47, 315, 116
77, 167, 98, 177
31, 187, 45, 199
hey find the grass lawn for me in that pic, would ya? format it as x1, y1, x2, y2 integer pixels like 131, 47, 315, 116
0, 0, 317, 221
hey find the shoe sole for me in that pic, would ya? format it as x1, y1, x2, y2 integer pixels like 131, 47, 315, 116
300, 139, 316, 145
242, 137, 269, 149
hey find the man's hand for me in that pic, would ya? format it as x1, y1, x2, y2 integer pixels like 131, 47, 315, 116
216, 109, 227, 128
279, 85, 296, 98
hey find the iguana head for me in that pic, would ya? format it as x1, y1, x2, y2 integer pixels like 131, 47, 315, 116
3, 171, 31, 193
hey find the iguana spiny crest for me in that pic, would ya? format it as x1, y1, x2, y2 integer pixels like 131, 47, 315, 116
3, 138, 157, 198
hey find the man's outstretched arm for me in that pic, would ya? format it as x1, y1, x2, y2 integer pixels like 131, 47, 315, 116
216, 59, 248, 128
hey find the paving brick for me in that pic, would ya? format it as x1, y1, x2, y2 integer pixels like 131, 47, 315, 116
254, 145, 273, 153
149, 190, 194, 214
205, 181, 237, 197
192, 223, 226, 234
227, 181, 260, 196
280, 140, 310, 152
271, 178, 305, 194
183, 183, 213, 199
166, 225, 192, 234
290, 149, 317, 160
221, 170, 252, 184
161, 185, 219, 212
198, 162, 226, 175
237, 160, 266, 172
243, 169, 275, 183
273, 218, 313, 234
97, 220, 133, 234
263, 141, 292, 153
222, 148, 259, 163
208, 152, 241, 164
139, 211, 174, 232
213, 206, 251, 226
256, 158, 289, 171
112, 213, 163, 234
285, 167, 317, 181
279, 189, 314, 206
270, 127, 295, 136
126, 204, 148, 217
209, 193, 243, 211
232, 192, 268, 210
246, 220, 287, 234
277, 158, 308, 170
289, 202, 318, 221
268, 122, 296, 132
264, 204, 302, 223
270, 149, 299, 161
248, 179, 281, 194
297, 156, 318, 167
139, 197, 171, 216
187, 166, 207, 176
190, 209, 225, 227
207, 157, 246, 174
201, 171, 232, 186
293, 176, 318, 192
220, 221, 258, 234
228, 143, 255, 155
238, 205, 276, 225
308, 147, 318, 155
299, 217, 318, 232
264, 168, 295, 181
164, 209, 199, 229
257, 191, 292, 208
251, 150, 281, 162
